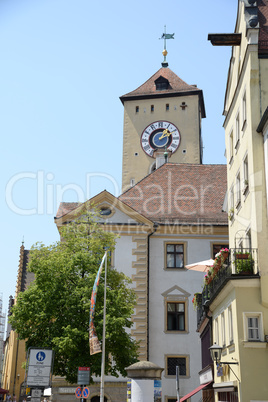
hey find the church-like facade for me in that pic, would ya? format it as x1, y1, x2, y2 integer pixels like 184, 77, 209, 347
3, 57, 228, 402
54, 63, 228, 402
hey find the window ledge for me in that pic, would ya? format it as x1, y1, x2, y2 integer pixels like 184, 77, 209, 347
229, 156, 234, 166
164, 267, 186, 271
243, 341, 267, 348
164, 330, 188, 335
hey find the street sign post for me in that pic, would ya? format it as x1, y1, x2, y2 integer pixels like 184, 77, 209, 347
26, 348, 54, 388
77, 367, 90, 385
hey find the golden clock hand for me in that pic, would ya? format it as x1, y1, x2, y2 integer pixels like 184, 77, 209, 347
159, 129, 171, 140
159, 129, 177, 140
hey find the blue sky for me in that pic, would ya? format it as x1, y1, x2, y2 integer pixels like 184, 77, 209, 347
0, 0, 237, 316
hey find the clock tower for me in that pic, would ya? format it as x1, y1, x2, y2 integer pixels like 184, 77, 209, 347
120, 66, 206, 191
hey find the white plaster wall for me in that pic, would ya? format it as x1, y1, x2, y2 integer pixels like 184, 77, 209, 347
113, 235, 136, 281
99, 206, 139, 224
148, 235, 226, 401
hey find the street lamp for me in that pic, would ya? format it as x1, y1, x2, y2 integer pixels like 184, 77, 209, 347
209, 343, 223, 365
209, 343, 239, 366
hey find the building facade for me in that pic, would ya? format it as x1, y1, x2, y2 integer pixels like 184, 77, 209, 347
196, 1, 268, 401
4, 62, 229, 402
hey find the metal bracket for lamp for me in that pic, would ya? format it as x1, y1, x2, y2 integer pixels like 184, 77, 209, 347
209, 343, 239, 366
209, 343, 240, 382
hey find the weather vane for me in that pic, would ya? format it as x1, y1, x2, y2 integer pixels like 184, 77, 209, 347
160, 26, 175, 67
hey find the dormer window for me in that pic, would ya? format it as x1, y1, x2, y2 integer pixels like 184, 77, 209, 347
155, 76, 169, 91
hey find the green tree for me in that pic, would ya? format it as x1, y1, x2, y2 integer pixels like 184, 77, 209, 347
10, 211, 138, 383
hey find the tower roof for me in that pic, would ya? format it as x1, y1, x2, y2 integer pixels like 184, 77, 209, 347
120, 67, 206, 117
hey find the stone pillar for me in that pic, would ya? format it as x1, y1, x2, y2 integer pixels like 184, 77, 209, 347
126, 361, 164, 402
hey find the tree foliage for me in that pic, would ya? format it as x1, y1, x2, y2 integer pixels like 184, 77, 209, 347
10, 212, 138, 383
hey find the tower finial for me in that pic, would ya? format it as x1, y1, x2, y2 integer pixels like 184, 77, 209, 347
160, 25, 175, 68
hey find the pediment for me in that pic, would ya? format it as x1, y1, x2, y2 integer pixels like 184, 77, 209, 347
161, 285, 191, 301
55, 190, 153, 229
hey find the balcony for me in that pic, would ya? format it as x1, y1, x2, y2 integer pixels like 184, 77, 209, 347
196, 248, 259, 327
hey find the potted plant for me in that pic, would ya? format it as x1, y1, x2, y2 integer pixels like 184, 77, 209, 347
192, 293, 202, 311
228, 208, 234, 221
204, 270, 213, 285
235, 254, 254, 274
235, 251, 251, 260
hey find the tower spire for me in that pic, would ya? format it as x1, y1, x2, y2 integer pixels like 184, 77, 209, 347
160, 25, 174, 67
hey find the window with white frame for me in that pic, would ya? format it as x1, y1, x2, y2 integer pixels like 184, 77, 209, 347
248, 317, 260, 340
246, 228, 252, 249
229, 130, 234, 164
235, 113, 240, 150
228, 306, 234, 344
236, 172, 241, 208
243, 312, 263, 342
221, 312, 226, 347
243, 154, 249, 194
215, 317, 219, 345
242, 91, 247, 130
229, 185, 234, 220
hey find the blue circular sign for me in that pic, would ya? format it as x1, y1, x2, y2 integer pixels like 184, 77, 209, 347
36, 351, 46, 361
75, 387, 82, 399
82, 387, 90, 399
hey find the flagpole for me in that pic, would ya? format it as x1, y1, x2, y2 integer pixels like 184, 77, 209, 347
100, 251, 107, 402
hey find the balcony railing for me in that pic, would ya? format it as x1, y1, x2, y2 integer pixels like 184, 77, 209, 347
196, 248, 259, 327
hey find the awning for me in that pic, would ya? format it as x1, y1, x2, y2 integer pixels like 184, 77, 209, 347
180, 381, 212, 402
0, 388, 9, 394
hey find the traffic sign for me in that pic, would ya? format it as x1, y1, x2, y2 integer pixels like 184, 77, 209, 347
82, 387, 90, 399
75, 387, 82, 399
77, 367, 90, 385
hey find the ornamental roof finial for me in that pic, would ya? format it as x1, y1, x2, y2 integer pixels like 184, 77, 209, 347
160, 25, 174, 68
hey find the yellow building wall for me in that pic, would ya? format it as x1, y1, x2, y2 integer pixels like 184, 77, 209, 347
122, 94, 202, 191
2, 331, 27, 400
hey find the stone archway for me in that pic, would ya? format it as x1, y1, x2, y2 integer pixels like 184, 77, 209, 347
90, 397, 107, 402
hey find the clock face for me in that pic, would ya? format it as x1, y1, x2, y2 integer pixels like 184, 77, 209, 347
140, 120, 181, 157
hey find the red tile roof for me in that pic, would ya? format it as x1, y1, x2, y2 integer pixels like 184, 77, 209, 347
121, 68, 200, 98
56, 202, 80, 218
56, 164, 228, 225
119, 163, 228, 225
120, 67, 206, 117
